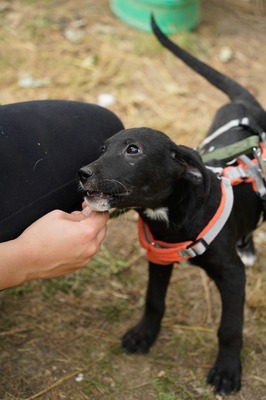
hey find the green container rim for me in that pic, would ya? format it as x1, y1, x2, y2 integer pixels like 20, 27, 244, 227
110, 0, 201, 34
130, 0, 195, 4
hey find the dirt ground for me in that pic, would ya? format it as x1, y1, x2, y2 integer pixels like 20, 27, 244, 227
1, 0, 266, 399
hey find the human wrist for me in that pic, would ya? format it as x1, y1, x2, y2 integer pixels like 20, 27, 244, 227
14, 233, 43, 284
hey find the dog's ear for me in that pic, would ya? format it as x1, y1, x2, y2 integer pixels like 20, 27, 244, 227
184, 165, 203, 184
171, 145, 210, 193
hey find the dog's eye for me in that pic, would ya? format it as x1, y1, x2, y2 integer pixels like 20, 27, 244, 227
126, 145, 141, 154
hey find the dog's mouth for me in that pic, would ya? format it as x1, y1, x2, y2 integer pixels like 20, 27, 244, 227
86, 190, 131, 199
84, 190, 132, 211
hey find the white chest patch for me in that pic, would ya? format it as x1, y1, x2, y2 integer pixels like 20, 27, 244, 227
143, 207, 169, 225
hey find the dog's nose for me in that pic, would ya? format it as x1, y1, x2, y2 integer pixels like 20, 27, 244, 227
78, 166, 93, 183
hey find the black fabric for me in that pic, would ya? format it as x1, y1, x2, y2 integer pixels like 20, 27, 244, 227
0, 100, 124, 242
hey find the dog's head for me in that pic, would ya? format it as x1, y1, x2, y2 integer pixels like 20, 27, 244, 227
79, 127, 209, 212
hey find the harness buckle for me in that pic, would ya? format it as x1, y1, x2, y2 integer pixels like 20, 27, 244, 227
253, 147, 266, 182
179, 238, 208, 259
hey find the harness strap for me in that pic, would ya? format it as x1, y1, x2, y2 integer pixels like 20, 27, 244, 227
221, 153, 266, 200
199, 116, 265, 151
138, 176, 234, 265
201, 116, 266, 201
201, 135, 259, 163
199, 117, 250, 149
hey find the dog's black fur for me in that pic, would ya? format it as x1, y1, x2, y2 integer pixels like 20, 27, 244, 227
78, 19, 266, 395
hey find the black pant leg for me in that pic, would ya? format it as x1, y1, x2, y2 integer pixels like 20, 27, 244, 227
0, 100, 124, 241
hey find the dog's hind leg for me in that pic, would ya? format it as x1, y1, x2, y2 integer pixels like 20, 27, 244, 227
122, 262, 173, 353
204, 256, 246, 395
236, 234, 257, 267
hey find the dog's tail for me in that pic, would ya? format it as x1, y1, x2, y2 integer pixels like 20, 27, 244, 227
151, 15, 261, 107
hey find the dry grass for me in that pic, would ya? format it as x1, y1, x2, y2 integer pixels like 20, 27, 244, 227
0, 0, 266, 399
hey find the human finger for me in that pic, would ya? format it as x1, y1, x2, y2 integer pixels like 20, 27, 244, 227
81, 206, 93, 217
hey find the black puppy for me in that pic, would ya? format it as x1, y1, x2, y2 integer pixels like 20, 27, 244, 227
78, 21, 266, 395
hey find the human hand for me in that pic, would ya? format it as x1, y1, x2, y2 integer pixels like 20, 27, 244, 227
15, 206, 109, 283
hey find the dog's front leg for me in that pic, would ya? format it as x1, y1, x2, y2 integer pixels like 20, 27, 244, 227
122, 262, 173, 353
206, 258, 246, 395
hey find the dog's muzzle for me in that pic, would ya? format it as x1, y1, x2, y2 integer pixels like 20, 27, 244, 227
79, 168, 132, 212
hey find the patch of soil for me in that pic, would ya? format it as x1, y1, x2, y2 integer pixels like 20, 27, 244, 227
0, 1, 266, 399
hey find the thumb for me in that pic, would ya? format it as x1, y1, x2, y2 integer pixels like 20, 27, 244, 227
81, 206, 93, 217
69, 207, 92, 221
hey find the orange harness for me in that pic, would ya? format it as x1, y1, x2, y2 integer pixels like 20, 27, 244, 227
138, 177, 233, 265
138, 143, 266, 266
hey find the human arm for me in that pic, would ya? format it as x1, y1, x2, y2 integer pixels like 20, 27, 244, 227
0, 207, 109, 290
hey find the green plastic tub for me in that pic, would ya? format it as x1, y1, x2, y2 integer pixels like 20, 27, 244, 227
110, 0, 201, 34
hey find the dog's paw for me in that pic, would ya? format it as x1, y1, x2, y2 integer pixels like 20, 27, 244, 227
122, 323, 159, 354
207, 360, 241, 395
